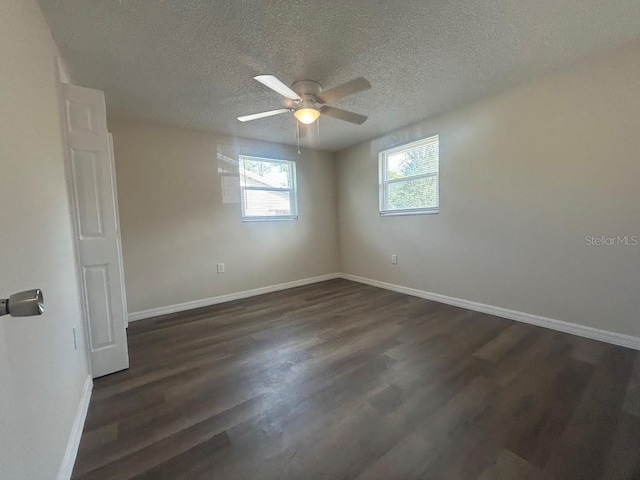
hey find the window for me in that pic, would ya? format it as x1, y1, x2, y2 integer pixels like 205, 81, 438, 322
239, 155, 297, 221
379, 135, 439, 215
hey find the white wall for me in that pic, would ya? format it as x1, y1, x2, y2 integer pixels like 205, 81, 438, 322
0, 0, 89, 478
336, 41, 640, 339
109, 122, 339, 315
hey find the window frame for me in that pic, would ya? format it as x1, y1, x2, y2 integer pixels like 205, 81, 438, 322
238, 155, 298, 222
378, 134, 440, 216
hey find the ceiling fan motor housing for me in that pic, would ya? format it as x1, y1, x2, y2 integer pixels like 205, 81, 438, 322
291, 80, 323, 104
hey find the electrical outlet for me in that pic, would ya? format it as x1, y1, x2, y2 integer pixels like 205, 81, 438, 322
73, 325, 78, 350
217, 263, 225, 274
391, 254, 398, 265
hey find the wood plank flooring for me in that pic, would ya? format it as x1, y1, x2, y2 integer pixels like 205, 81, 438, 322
72, 279, 640, 479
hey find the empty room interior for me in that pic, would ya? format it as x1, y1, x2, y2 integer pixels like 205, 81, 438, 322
2, 0, 640, 479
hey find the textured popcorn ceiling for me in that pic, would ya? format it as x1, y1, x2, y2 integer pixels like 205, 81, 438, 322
39, 0, 640, 151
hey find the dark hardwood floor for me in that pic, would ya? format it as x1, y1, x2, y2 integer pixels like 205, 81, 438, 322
72, 279, 640, 479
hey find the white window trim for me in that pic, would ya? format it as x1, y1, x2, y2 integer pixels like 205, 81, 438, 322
239, 155, 298, 222
379, 134, 440, 216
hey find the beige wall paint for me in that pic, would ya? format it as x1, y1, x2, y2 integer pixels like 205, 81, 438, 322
337, 41, 640, 338
0, 0, 89, 478
110, 122, 339, 314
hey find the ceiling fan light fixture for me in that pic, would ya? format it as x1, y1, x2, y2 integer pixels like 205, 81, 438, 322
239, 75, 369, 131
294, 106, 320, 125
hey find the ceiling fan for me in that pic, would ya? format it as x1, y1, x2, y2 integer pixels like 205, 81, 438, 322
237, 75, 371, 126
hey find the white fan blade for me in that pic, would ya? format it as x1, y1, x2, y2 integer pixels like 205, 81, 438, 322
319, 77, 371, 103
254, 75, 302, 101
237, 108, 291, 122
321, 106, 367, 125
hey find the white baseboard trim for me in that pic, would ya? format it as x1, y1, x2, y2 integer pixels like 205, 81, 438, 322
340, 273, 640, 351
126, 271, 639, 350
128, 273, 342, 322
57, 374, 93, 480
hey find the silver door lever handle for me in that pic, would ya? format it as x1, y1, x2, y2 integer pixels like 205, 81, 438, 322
0, 289, 44, 317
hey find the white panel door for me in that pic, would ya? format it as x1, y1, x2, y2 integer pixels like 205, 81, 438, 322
62, 84, 129, 378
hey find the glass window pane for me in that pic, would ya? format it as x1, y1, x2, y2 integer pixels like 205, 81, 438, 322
386, 141, 438, 179
243, 189, 292, 217
240, 158, 291, 188
386, 176, 438, 210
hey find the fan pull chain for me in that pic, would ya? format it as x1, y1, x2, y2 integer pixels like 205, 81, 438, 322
296, 121, 301, 154
316, 116, 320, 146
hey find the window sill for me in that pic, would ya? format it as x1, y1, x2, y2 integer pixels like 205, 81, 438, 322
242, 216, 298, 223
380, 209, 439, 217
